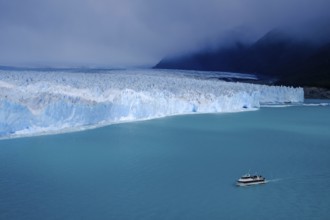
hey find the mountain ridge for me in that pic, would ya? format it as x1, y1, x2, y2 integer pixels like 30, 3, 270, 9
154, 30, 330, 89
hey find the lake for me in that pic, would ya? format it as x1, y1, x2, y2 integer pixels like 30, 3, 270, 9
1, 104, 330, 219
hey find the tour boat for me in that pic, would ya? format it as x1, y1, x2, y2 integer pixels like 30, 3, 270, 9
237, 173, 266, 186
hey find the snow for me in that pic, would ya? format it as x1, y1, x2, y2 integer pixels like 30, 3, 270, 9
0, 69, 304, 137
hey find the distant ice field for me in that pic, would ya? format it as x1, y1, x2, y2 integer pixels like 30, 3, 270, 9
0, 69, 303, 138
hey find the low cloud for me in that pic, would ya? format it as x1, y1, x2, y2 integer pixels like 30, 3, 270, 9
0, 0, 329, 67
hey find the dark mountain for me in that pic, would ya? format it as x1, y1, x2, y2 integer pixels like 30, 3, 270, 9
154, 30, 330, 88
155, 42, 249, 73
279, 42, 330, 88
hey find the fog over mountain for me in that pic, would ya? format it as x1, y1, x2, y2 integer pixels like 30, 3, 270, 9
155, 30, 330, 89
0, 0, 330, 67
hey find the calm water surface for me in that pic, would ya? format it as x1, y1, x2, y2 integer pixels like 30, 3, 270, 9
0, 105, 330, 219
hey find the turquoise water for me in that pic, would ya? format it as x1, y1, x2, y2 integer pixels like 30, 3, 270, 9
1, 105, 330, 219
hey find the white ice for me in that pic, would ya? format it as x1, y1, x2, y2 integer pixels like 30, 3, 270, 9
0, 69, 304, 137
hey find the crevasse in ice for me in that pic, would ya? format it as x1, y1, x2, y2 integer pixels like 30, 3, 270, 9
0, 69, 303, 137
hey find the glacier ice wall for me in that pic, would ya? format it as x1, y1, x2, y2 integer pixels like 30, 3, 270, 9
0, 69, 303, 137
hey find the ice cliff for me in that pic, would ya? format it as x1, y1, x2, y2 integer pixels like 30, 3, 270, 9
0, 69, 303, 137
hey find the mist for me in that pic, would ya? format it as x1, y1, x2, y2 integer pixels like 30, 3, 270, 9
1, 0, 330, 67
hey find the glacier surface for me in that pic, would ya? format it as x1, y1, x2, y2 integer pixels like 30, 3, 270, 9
0, 69, 303, 137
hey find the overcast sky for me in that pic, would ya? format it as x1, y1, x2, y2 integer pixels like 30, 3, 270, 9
1, 0, 330, 67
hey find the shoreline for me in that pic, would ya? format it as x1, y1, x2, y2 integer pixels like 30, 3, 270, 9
303, 87, 330, 99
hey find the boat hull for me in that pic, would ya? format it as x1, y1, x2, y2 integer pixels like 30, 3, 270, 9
236, 180, 266, 186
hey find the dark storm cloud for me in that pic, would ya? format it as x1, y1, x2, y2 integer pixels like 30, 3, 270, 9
0, 0, 329, 67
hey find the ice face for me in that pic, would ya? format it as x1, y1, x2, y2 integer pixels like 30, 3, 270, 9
0, 69, 304, 137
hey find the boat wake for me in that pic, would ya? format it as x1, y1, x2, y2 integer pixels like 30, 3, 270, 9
265, 178, 282, 183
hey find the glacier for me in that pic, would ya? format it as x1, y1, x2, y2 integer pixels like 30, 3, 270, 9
0, 69, 303, 138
